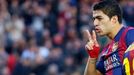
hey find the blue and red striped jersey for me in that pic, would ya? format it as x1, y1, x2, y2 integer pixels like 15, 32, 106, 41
96, 26, 134, 75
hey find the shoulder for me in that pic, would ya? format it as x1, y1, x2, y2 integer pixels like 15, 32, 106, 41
125, 27, 134, 46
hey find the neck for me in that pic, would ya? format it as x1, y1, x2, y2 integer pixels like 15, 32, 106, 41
107, 23, 123, 40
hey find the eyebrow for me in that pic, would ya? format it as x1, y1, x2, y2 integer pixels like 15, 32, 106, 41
93, 16, 103, 19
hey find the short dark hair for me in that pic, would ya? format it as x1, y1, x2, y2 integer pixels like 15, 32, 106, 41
93, 0, 122, 23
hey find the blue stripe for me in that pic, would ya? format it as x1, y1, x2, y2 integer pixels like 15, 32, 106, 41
113, 67, 122, 75
113, 51, 123, 75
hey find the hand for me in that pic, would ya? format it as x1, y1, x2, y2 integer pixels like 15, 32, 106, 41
84, 30, 100, 58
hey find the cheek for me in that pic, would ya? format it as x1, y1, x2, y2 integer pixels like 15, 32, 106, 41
100, 22, 110, 32
100, 21, 107, 29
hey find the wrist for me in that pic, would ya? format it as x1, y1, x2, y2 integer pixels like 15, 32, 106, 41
88, 58, 97, 64
87, 45, 100, 58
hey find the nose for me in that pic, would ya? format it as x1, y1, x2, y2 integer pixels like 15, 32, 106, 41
94, 19, 99, 26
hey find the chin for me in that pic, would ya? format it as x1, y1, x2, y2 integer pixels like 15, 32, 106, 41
97, 32, 105, 36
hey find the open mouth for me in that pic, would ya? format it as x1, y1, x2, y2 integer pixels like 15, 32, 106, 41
95, 27, 101, 33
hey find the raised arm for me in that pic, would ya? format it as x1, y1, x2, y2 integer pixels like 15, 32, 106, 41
84, 30, 102, 75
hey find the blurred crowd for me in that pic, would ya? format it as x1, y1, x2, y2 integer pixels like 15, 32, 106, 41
0, 0, 134, 75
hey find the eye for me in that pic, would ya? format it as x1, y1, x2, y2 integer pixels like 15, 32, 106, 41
92, 16, 103, 21
97, 18, 103, 21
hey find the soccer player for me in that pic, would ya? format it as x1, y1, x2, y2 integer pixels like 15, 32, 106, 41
84, 0, 134, 75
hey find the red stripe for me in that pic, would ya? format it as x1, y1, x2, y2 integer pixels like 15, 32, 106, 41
106, 68, 113, 75
129, 50, 134, 74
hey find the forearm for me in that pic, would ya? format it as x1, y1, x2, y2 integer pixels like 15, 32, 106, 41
84, 30, 101, 75
84, 57, 97, 75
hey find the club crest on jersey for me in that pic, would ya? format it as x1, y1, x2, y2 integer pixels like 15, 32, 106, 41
112, 42, 118, 52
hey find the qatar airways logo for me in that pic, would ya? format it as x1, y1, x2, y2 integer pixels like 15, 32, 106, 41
104, 54, 120, 71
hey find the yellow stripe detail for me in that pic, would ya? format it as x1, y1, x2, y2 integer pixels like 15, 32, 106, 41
123, 58, 130, 75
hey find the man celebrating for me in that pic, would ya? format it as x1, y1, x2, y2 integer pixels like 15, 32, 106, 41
84, 0, 134, 75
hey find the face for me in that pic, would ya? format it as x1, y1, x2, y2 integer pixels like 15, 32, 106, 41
93, 10, 113, 36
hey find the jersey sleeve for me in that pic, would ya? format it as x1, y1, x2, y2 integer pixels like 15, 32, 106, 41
125, 29, 134, 47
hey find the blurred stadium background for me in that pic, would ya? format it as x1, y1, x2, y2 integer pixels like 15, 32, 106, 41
0, 0, 134, 75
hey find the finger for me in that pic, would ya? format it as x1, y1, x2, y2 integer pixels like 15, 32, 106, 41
85, 44, 92, 50
87, 41, 93, 50
92, 30, 99, 47
84, 30, 92, 41
92, 30, 97, 40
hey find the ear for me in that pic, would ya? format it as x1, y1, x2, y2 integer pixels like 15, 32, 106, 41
111, 16, 118, 24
